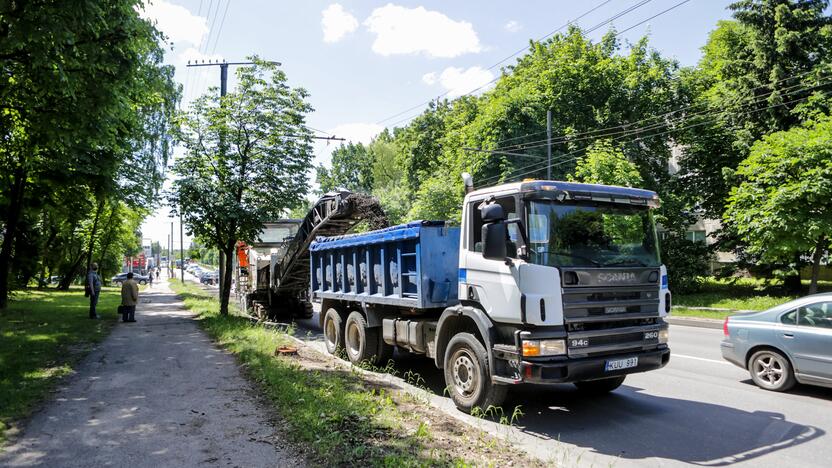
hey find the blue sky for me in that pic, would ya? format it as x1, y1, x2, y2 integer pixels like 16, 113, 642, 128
140, 0, 735, 246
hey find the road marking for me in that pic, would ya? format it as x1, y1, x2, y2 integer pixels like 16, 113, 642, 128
673, 353, 731, 365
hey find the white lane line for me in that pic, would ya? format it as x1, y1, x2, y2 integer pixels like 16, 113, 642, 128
673, 353, 731, 365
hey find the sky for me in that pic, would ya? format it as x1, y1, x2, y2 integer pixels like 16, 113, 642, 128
138, 0, 735, 250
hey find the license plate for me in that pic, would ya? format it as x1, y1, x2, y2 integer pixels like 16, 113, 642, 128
605, 357, 638, 372
605, 306, 627, 314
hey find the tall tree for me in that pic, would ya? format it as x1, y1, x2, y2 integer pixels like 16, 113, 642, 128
724, 114, 832, 293
316, 142, 374, 193
171, 59, 314, 315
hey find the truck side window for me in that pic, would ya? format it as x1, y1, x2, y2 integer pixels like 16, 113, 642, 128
470, 196, 518, 257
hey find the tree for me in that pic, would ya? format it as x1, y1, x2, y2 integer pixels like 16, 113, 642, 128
316, 142, 374, 193
0, 0, 177, 307
569, 140, 643, 187
171, 58, 314, 315
724, 115, 832, 293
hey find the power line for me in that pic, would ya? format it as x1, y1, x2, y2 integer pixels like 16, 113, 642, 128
375, 0, 623, 126
615, 0, 691, 36
209, 0, 232, 55
473, 89, 829, 188
488, 66, 829, 152
379, 0, 666, 129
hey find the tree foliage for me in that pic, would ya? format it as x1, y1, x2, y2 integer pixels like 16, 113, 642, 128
725, 115, 832, 292
171, 58, 313, 314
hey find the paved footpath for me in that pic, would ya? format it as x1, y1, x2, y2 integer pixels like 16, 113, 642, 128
0, 277, 303, 467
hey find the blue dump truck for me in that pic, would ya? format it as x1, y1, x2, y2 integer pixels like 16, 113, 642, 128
310, 178, 671, 413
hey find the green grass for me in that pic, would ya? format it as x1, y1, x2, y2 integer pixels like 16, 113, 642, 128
0, 287, 120, 446
169, 280, 472, 467
673, 277, 832, 318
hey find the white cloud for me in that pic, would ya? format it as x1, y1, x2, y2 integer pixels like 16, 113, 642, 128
328, 123, 384, 144
321, 4, 359, 43
364, 4, 481, 58
139, 0, 208, 47
504, 20, 522, 33
422, 66, 495, 98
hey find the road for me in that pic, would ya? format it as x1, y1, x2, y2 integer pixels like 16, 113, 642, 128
291, 310, 832, 467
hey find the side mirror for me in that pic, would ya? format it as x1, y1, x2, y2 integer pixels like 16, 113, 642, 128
482, 222, 508, 260
480, 203, 506, 223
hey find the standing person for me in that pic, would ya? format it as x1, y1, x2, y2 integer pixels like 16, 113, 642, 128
120, 272, 139, 322
86, 263, 102, 319
148, 270, 154, 287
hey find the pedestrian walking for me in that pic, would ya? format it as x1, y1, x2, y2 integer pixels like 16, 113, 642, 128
148, 271, 154, 287
86, 263, 102, 319
120, 272, 139, 323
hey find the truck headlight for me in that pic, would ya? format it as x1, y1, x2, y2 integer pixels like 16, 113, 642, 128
659, 328, 669, 344
522, 339, 566, 357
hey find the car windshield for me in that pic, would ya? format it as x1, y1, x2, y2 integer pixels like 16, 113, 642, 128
526, 200, 660, 268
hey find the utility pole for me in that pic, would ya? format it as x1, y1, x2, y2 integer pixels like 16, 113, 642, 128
546, 109, 552, 180
180, 212, 184, 284
170, 221, 174, 276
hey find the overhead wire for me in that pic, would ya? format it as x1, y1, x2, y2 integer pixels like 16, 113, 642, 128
380, 0, 665, 129
473, 88, 830, 188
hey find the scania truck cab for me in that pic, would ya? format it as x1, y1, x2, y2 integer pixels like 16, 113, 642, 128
311, 177, 671, 412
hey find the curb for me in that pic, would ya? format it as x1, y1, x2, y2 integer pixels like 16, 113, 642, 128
666, 315, 724, 329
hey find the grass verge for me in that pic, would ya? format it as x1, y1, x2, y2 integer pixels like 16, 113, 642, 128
170, 279, 543, 467
0, 287, 120, 446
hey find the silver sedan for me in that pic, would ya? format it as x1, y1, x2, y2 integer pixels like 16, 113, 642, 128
721, 293, 832, 391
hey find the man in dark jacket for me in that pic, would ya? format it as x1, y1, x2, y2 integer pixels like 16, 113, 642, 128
120, 272, 139, 322
87, 263, 102, 319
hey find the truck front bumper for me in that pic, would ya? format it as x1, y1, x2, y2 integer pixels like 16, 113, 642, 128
518, 347, 670, 384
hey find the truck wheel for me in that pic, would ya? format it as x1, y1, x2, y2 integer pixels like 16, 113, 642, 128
443, 333, 507, 413
323, 308, 344, 355
344, 311, 383, 366
574, 375, 626, 395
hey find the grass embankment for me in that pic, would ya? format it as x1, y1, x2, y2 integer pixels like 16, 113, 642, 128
673, 277, 832, 319
0, 287, 120, 446
170, 279, 539, 467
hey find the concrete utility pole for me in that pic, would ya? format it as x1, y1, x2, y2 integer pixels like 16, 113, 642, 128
546, 109, 552, 180
180, 212, 184, 284
170, 221, 174, 275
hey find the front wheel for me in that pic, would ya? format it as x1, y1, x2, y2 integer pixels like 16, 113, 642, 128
574, 375, 626, 395
139, 280, 147, 285
443, 333, 507, 413
748, 349, 795, 392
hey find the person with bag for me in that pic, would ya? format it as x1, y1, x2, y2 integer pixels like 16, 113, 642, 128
86, 263, 102, 319
119, 272, 139, 323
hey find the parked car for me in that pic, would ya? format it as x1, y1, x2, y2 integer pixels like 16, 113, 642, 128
722, 293, 832, 392
200, 271, 219, 285
111, 272, 150, 286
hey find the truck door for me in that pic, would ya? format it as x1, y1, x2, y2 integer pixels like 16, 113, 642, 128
462, 196, 522, 324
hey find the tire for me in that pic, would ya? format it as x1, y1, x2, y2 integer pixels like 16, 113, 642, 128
344, 311, 383, 366
443, 333, 507, 413
114, 281, 122, 286
139, 280, 147, 285
574, 375, 626, 395
748, 349, 796, 392
323, 308, 344, 355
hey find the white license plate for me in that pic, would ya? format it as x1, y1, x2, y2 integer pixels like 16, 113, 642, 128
605, 357, 638, 372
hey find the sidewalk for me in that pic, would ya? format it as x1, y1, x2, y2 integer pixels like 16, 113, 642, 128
0, 276, 303, 467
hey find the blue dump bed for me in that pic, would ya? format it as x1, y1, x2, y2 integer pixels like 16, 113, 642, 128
309, 221, 460, 309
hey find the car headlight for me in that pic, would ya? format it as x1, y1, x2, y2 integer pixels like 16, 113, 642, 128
659, 328, 669, 344
522, 339, 566, 357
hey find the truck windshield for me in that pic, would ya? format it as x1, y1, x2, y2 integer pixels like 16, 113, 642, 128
526, 201, 660, 268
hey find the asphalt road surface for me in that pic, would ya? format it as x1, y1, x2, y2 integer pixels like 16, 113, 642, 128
293, 310, 832, 467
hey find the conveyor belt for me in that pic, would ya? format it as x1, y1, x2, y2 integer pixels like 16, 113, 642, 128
272, 190, 388, 295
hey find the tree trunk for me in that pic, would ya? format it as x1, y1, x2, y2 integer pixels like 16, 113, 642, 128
219, 242, 235, 315
85, 198, 106, 273
0, 165, 27, 309
58, 249, 86, 291
809, 236, 826, 295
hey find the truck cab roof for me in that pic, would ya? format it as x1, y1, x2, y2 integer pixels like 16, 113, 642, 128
466, 180, 660, 207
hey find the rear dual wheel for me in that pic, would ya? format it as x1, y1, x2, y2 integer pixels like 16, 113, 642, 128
323, 308, 391, 366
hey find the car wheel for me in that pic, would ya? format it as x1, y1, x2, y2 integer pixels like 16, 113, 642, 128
748, 349, 796, 392
443, 332, 507, 413
139, 280, 147, 285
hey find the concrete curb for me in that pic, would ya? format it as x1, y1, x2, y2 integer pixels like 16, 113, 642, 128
666, 315, 724, 329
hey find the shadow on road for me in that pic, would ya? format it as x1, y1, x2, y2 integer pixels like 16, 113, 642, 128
290, 310, 825, 467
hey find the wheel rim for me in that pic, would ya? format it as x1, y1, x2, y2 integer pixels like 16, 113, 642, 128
325, 316, 338, 349
753, 353, 785, 387
452, 350, 478, 397
346, 321, 361, 358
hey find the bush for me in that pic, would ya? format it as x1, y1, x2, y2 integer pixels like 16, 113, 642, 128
660, 234, 713, 293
